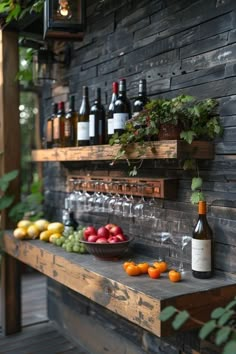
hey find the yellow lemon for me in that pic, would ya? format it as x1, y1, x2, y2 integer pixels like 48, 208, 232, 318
49, 233, 62, 243
34, 219, 50, 232
13, 227, 27, 240
17, 220, 32, 229
47, 222, 64, 234
39, 230, 54, 242
27, 224, 40, 239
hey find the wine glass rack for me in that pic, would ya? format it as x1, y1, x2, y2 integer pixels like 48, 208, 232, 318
67, 175, 178, 199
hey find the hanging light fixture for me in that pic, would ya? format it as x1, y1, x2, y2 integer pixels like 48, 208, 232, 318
44, 0, 86, 40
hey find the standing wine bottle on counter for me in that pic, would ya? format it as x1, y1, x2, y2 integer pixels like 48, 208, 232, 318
64, 95, 78, 147
113, 79, 131, 136
107, 81, 118, 142
89, 88, 106, 145
46, 102, 57, 148
77, 86, 90, 146
192, 201, 214, 279
132, 79, 149, 118
53, 101, 65, 147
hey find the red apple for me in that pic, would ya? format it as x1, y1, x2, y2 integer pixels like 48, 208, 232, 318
87, 234, 99, 243
97, 226, 110, 239
96, 237, 108, 244
108, 236, 120, 243
84, 226, 97, 240
110, 225, 123, 236
105, 223, 117, 231
116, 234, 127, 242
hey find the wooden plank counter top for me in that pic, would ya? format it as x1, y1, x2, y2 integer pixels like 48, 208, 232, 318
3, 232, 236, 338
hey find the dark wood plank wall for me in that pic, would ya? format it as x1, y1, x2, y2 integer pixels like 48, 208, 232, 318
41, 1, 236, 352
43, 0, 236, 274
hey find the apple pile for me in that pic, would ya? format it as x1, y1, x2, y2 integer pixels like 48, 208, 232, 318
83, 224, 128, 244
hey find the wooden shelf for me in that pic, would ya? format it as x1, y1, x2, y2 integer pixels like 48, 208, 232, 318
32, 141, 214, 162
3, 232, 236, 337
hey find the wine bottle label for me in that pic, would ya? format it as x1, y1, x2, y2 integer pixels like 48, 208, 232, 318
77, 122, 89, 141
53, 117, 60, 139
47, 121, 52, 142
89, 115, 95, 137
108, 118, 114, 135
113, 113, 129, 130
64, 120, 71, 137
192, 239, 212, 272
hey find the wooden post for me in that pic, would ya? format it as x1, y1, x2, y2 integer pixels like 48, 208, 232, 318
0, 30, 21, 335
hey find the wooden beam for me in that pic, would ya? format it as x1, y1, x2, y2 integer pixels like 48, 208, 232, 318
0, 30, 21, 335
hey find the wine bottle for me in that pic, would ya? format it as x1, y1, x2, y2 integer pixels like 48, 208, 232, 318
107, 81, 118, 142
63, 198, 78, 234
53, 101, 65, 147
89, 88, 106, 145
132, 79, 148, 118
77, 86, 90, 146
113, 79, 131, 136
46, 102, 57, 148
192, 201, 214, 279
64, 95, 78, 147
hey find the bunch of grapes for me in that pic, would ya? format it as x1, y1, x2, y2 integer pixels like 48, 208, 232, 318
52, 226, 87, 254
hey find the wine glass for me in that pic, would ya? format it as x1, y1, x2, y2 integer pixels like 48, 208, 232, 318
170, 233, 192, 274
133, 183, 146, 219
154, 230, 171, 261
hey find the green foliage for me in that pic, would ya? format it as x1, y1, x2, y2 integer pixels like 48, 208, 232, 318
0, 0, 44, 23
159, 296, 236, 353
191, 177, 203, 191
9, 177, 44, 222
0, 170, 19, 212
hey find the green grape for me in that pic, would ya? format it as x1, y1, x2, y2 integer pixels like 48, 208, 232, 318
60, 236, 65, 243
66, 245, 73, 252
73, 245, 80, 253
56, 238, 63, 247
62, 243, 67, 249
68, 235, 75, 241
79, 245, 86, 254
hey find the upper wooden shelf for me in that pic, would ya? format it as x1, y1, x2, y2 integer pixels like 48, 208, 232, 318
31, 141, 214, 162
3, 232, 236, 337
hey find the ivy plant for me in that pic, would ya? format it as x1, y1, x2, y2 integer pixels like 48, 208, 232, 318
159, 297, 236, 354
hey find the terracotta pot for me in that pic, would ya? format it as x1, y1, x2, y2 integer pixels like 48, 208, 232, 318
158, 122, 182, 140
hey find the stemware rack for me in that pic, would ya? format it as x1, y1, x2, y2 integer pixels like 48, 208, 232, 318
67, 175, 178, 200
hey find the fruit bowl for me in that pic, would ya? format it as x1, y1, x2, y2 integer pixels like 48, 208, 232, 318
80, 237, 133, 260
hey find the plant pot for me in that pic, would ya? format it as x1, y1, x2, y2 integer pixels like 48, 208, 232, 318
158, 123, 182, 140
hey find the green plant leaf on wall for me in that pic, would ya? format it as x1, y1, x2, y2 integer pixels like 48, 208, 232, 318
225, 298, 236, 311
211, 307, 225, 319
191, 177, 203, 191
223, 340, 236, 354
0, 170, 19, 192
183, 159, 196, 171
172, 311, 190, 330
180, 131, 196, 144
190, 191, 205, 204
215, 327, 232, 346
218, 310, 235, 326
158, 306, 177, 321
199, 320, 216, 340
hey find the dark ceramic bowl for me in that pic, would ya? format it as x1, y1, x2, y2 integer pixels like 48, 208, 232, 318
80, 237, 133, 260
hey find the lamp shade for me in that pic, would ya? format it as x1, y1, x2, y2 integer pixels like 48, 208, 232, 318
44, 0, 86, 40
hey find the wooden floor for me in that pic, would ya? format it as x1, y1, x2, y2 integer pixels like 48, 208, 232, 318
0, 271, 89, 354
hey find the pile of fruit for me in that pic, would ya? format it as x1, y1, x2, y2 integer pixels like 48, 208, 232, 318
123, 260, 181, 282
83, 223, 128, 243
13, 219, 64, 241
51, 226, 87, 254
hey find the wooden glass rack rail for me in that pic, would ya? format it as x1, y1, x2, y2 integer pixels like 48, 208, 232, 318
31, 141, 214, 162
2, 232, 236, 337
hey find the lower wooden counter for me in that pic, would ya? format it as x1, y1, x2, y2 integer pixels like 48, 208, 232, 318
3, 232, 236, 337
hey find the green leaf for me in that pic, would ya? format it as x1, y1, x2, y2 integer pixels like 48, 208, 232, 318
218, 310, 234, 326
199, 320, 216, 340
183, 159, 196, 171
190, 191, 205, 205
0, 195, 14, 210
215, 326, 232, 346
225, 299, 236, 311
180, 130, 196, 144
191, 177, 203, 191
223, 340, 236, 354
211, 307, 225, 319
159, 306, 177, 322
0, 170, 18, 183
172, 310, 190, 330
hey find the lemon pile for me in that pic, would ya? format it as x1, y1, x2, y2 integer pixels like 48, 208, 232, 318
13, 219, 64, 243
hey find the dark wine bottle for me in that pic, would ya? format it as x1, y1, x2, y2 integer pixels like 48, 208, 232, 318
89, 88, 106, 145
107, 82, 118, 142
192, 201, 214, 279
77, 86, 90, 146
53, 101, 65, 147
64, 95, 78, 147
46, 102, 57, 148
113, 79, 131, 136
132, 79, 149, 118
